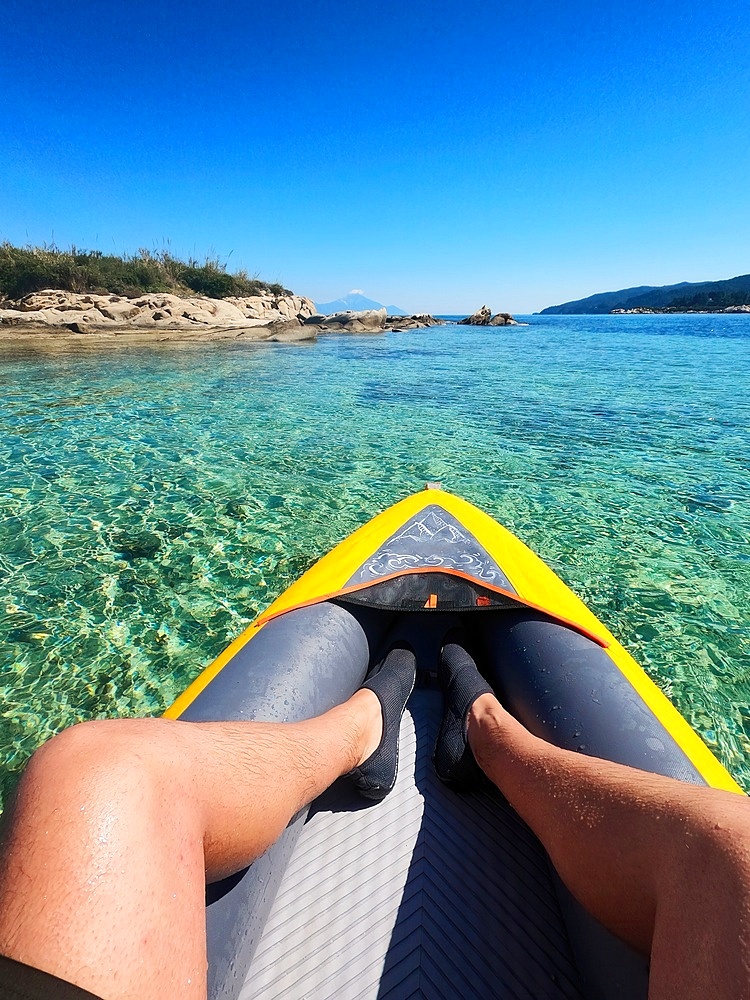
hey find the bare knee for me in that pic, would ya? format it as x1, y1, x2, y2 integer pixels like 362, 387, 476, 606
0, 720, 210, 999
649, 791, 750, 999
660, 788, 750, 900
7, 719, 180, 837
23, 719, 144, 787
696, 792, 750, 874
28, 716, 190, 775
28, 719, 121, 767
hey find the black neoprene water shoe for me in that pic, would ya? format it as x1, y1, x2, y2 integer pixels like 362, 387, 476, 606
349, 642, 417, 801
433, 630, 494, 788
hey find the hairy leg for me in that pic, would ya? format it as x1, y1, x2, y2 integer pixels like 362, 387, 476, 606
0, 691, 381, 1000
468, 694, 750, 1000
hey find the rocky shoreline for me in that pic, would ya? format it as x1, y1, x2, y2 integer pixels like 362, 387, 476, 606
0, 291, 525, 348
610, 305, 750, 315
0, 290, 453, 346
0, 290, 316, 346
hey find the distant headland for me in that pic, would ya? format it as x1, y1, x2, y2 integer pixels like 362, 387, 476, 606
540, 273, 750, 315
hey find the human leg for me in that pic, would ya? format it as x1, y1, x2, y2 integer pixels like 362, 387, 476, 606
0, 690, 385, 1000
467, 693, 750, 1000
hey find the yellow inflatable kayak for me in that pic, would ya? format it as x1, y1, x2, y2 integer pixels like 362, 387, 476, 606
167, 486, 740, 1000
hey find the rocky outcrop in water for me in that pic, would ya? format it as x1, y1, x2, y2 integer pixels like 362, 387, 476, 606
385, 314, 446, 331
305, 307, 388, 333
307, 309, 446, 333
290, 308, 444, 336
458, 305, 521, 326
459, 305, 492, 325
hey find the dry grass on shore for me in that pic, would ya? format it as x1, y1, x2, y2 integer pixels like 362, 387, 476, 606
0, 242, 288, 301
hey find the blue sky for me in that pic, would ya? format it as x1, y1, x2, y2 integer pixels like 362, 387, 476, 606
2, 0, 749, 312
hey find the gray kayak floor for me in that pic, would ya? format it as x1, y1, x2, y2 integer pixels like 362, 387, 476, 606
239, 688, 584, 1000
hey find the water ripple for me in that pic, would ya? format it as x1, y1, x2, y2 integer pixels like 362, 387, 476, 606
1, 315, 749, 806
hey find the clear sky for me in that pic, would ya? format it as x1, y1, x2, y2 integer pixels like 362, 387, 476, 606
2, 0, 749, 313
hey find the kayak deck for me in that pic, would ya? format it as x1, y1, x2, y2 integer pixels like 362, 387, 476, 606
180, 487, 729, 997
240, 688, 584, 1000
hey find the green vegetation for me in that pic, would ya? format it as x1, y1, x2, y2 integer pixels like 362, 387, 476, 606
668, 289, 750, 311
0, 242, 290, 300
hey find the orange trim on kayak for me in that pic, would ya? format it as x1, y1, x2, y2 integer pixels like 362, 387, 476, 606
253, 565, 611, 648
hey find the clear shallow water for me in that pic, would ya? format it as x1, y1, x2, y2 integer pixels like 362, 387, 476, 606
1, 314, 749, 807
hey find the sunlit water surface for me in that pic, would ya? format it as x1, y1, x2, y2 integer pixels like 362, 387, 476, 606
1, 314, 749, 806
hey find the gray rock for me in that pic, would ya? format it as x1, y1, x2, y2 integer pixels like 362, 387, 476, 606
385, 314, 446, 331
316, 308, 387, 333
458, 306, 520, 326
458, 305, 492, 325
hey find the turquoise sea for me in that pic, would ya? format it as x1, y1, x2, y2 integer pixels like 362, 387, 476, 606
1, 314, 748, 808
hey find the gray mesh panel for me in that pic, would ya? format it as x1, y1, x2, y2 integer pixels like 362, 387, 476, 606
345, 505, 514, 591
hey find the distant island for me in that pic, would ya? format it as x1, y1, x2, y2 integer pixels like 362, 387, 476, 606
315, 290, 408, 316
540, 273, 750, 314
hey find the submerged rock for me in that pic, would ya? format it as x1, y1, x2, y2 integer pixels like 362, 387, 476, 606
263, 319, 318, 342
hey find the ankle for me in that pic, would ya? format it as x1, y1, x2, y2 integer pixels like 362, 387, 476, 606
466, 693, 507, 755
468, 691, 502, 724
346, 689, 383, 769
